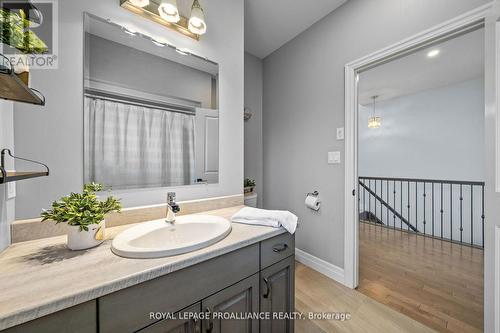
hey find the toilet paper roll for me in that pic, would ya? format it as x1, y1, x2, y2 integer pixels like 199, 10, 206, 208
305, 194, 321, 211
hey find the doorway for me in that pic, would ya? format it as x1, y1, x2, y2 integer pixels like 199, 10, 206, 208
343, 7, 491, 332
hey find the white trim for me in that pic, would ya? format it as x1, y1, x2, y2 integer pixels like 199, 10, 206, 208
343, 2, 494, 290
496, 226, 500, 333
295, 248, 346, 286
496, 20, 500, 193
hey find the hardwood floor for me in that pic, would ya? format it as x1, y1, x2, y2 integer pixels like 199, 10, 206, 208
357, 222, 484, 333
294, 261, 436, 333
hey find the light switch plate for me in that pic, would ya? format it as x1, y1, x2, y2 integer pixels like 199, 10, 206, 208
336, 127, 344, 140
7, 181, 15, 199
328, 151, 341, 164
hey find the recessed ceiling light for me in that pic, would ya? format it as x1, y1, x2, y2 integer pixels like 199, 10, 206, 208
427, 49, 440, 58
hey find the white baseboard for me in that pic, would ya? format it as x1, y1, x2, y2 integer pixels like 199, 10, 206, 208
295, 248, 346, 286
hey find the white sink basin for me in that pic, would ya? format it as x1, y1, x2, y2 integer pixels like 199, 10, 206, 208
111, 215, 232, 258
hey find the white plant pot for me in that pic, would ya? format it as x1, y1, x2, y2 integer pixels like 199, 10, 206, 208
67, 220, 105, 251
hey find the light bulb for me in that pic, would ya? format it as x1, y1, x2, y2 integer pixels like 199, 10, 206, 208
129, 0, 149, 7
158, 0, 180, 23
188, 0, 206, 35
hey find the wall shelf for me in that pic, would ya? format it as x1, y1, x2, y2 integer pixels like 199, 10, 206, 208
0, 53, 45, 106
0, 149, 49, 184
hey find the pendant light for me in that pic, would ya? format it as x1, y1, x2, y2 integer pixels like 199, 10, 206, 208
188, 0, 207, 35
158, 0, 180, 23
368, 96, 381, 129
129, 0, 149, 7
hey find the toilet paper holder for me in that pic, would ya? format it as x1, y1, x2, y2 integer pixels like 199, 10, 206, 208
306, 190, 319, 197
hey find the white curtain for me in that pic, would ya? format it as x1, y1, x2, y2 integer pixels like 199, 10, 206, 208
84, 97, 195, 189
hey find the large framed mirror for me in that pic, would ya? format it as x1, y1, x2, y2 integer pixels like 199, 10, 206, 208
83, 13, 219, 190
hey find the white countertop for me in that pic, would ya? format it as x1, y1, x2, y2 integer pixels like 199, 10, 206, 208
0, 206, 287, 330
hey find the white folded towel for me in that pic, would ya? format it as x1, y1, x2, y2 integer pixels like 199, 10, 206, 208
231, 207, 298, 234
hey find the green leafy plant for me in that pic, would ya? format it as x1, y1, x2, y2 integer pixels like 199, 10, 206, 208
0, 9, 48, 54
244, 178, 256, 187
41, 183, 122, 231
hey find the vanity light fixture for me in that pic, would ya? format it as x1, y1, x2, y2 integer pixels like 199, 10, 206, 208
188, 0, 207, 35
368, 96, 381, 129
121, 0, 202, 40
129, 0, 149, 7
427, 49, 440, 58
158, 0, 180, 23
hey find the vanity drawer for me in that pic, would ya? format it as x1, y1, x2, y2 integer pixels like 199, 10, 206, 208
260, 233, 295, 269
2, 301, 96, 333
99, 244, 259, 333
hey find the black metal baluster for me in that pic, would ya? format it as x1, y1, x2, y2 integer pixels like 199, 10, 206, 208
482, 184, 485, 248
423, 182, 426, 235
380, 180, 383, 225
415, 182, 418, 232
400, 181, 403, 230
407, 181, 410, 231
470, 184, 473, 246
369, 180, 372, 222
440, 183, 444, 239
393, 180, 396, 229
358, 181, 361, 221
450, 184, 453, 242
387, 180, 390, 228
374, 179, 378, 223
460, 184, 463, 244
363, 179, 366, 217
432, 183, 435, 238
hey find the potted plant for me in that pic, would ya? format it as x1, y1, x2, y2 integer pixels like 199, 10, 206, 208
41, 183, 121, 250
244, 178, 256, 194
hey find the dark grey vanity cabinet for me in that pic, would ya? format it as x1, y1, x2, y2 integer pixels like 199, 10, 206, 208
260, 257, 295, 333
202, 273, 260, 333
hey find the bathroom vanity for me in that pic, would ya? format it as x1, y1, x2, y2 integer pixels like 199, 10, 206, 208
0, 207, 295, 333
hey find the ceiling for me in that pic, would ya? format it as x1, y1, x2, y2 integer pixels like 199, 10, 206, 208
244, 0, 347, 59
358, 28, 484, 105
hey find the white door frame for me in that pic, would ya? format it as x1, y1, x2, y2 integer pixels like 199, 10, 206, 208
343, 3, 494, 289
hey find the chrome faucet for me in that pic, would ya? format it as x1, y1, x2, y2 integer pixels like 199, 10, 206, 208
166, 192, 180, 223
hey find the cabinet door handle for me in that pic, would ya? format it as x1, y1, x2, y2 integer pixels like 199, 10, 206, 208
263, 277, 271, 298
272, 243, 288, 252
205, 307, 214, 333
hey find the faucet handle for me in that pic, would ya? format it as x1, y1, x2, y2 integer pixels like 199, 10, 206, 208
167, 192, 180, 213
167, 192, 176, 204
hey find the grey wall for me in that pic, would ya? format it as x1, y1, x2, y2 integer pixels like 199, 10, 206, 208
88, 34, 214, 108
14, 0, 244, 219
0, 100, 14, 251
359, 77, 485, 181
244, 53, 263, 207
262, 0, 490, 268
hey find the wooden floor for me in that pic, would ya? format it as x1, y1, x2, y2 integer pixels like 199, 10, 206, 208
357, 222, 484, 333
294, 261, 436, 333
